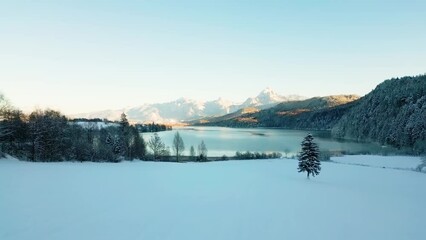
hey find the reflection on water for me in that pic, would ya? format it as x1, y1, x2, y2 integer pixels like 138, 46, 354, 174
142, 127, 396, 157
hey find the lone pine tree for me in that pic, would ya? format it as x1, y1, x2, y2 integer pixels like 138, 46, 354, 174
298, 133, 321, 179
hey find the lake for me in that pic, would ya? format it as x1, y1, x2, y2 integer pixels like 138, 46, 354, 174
142, 127, 396, 157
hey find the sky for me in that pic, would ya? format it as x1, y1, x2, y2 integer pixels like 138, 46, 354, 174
1, 0, 425, 115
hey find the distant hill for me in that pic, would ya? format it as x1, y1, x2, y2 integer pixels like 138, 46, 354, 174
72, 88, 304, 123
195, 95, 359, 130
188, 107, 261, 125
332, 75, 426, 153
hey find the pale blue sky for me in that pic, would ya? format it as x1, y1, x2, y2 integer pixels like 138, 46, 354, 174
1, 0, 425, 114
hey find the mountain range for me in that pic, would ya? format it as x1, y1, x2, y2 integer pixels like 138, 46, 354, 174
72, 88, 305, 123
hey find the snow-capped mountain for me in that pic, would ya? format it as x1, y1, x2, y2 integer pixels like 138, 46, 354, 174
72, 88, 305, 123
240, 88, 304, 109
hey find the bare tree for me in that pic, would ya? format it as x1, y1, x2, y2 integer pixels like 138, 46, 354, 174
190, 145, 196, 160
197, 140, 208, 161
0, 93, 12, 139
147, 133, 168, 160
0, 93, 10, 116
172, 131, 185, 162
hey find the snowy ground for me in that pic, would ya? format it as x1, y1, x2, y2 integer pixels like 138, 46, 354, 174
331, 155, 423, 171
1, 156, 425, 240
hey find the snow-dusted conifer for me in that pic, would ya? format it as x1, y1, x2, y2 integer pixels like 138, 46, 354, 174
119, 113, 130, 158
298, 133, 321, 179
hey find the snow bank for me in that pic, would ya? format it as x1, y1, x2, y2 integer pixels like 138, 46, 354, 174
331, 155, 422, 171
1, 156, 425, 240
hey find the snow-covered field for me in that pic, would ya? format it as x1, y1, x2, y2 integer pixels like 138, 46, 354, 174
1, 156, 425, 240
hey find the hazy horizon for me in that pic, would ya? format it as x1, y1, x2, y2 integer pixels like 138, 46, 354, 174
6, 85, 368, 115
1, 0, 425, 115
12, 87, 358, 116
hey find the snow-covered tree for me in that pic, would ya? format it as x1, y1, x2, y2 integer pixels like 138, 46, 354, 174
28, 109, 68, 161
0, 109, 28, 157
119, 113, 130, 158
298, 133, 321, 179
106, 133, 122, 155
172, 131, 185, 162
96, 128, 119, 162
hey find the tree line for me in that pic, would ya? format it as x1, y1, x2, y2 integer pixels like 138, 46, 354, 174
234, 151, 282, 160
147, 131, 209, 162
1, 93, 212, 162
0, 104, 146, 162
135, 123, 172, 133
70, 118, 171, 133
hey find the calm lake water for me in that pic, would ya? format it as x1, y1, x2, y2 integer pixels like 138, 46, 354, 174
142, 127, 395, 157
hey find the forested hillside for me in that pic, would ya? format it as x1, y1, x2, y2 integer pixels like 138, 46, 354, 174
188, 107, 260, 125
332, 75, 426, 153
